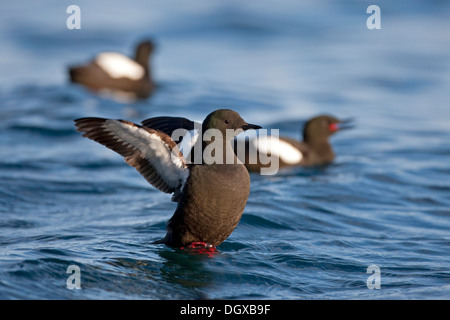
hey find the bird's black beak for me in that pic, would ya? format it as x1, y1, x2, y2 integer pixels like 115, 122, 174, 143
335, 118, 355, 131
242, 123, 262, 131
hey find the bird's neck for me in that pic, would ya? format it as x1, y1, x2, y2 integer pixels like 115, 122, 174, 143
201, 139, 238, 165
135, 51, 150, 73
307, 138, 334, 160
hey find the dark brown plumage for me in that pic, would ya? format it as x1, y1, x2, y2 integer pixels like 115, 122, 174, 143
236, 115, 353, 173
69, 40, 155, 101
74, 109, 261, 248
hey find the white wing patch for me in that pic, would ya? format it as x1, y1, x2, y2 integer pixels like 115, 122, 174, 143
177, 129, 200, 159
252, 136, 303, 165
104, 120, 188, 188
95, 52, 145, 80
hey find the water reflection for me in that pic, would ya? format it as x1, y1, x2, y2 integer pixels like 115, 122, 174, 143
101, 246, 218, 299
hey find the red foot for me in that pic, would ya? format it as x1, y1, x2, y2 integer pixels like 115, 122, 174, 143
180, 242, 218, 256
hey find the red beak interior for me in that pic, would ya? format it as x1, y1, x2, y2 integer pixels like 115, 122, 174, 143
329, 123, 339, 132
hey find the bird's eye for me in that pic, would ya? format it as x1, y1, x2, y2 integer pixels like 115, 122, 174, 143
225, 120, 230, 124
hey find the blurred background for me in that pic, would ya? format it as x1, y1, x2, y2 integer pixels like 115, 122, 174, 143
1, 0, 449, 122
0, 0, 449, 300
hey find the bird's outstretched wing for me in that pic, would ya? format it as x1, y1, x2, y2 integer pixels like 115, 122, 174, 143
74, 117, 189, 200
142, 116, 202, 162
141, 116, 198, 136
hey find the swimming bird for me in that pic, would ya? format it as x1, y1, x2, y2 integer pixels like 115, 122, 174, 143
236, 115, 353, 173
69, 40, 155, 101
74, 109, 261, 248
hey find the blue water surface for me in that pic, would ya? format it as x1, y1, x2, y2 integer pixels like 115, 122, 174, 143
1, 0, 450, 300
